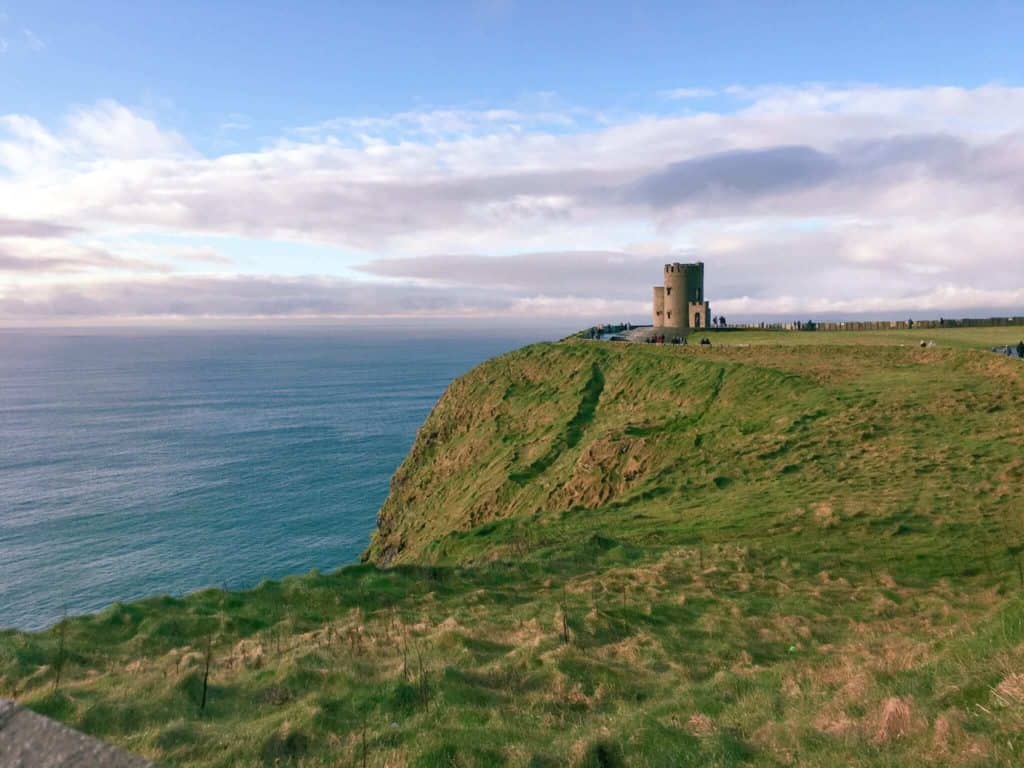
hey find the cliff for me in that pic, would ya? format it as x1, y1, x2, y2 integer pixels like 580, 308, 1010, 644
366, 339, 1024, 569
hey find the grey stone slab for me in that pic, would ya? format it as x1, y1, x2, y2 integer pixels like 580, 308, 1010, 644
0, 699, 154, 767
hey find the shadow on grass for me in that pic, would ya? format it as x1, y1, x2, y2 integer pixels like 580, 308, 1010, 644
510, 362, 605, 483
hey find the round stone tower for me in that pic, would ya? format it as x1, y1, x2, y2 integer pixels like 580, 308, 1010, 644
663, 263, 689, 330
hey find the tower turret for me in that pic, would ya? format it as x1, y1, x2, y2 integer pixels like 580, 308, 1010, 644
663, 263, 689, 330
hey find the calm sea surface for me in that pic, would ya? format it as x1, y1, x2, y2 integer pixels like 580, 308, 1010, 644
0, 327, 561, 630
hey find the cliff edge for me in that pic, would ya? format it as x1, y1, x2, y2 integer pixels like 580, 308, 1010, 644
366, 339, 1024, 567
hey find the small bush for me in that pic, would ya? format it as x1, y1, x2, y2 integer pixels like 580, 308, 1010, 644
388, 680, 421, 714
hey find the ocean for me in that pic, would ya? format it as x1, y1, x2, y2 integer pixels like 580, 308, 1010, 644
0, 326, 563, 631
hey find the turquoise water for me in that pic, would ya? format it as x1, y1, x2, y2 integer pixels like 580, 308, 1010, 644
0, 327, 558, 630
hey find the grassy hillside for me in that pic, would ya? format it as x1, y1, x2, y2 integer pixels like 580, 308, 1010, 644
366, 333, 1024, 568
3, 330, 1024, 767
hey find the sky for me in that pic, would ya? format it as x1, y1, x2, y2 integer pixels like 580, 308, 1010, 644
1, 1, 1023, 324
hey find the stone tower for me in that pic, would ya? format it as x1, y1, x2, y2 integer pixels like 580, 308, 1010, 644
652, 261, 710, 331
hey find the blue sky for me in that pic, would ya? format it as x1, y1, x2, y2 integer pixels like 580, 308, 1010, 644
1, 2, 1023, 322
5, 2, 1022, 143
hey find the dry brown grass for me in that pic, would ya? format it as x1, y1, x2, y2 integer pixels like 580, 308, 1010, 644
687, 712, 716, 737
873, 696, 917, 743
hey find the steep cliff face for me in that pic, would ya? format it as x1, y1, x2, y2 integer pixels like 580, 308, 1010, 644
364, 340, 1024, 565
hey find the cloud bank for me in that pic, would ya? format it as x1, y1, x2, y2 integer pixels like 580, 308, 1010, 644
1, 85, 1023, 321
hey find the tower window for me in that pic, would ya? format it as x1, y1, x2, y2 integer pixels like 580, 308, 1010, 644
666, 287, 671, 295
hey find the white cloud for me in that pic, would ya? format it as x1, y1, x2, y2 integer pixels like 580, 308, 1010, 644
1, 85, 1023, 321
64, 100, 190, 159
661, 88, 715, 100
0, 274, 526, 320
297, 107, 579, 144
716, 285, 1024, 318
22, 28, 43, 51
0, 218, 79, 238
0, 237, 172, 275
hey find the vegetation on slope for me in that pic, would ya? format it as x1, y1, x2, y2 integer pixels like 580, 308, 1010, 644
2, 329, 1024, 767
367, 333, 1024, 569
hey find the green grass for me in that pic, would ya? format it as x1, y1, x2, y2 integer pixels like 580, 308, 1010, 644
696, 325, 1024, 350
3, 328, 1024, 766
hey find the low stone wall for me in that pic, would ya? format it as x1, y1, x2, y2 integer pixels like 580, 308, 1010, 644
727, 316, 1024, 332
578, 316, 1024, 341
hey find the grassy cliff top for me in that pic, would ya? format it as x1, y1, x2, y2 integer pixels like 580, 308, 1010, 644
2, 328, 1024, 767
366, 327, 1024, 570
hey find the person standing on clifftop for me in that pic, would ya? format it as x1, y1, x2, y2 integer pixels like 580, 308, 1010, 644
1017, 340, 1024, 358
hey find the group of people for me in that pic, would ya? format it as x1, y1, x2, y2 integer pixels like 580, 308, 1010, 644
997, 340, 1024, 357
644, 334, 714, 346
586, 322, 633, 340
646, 334, 685, 344
988, 341, 1024, 358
